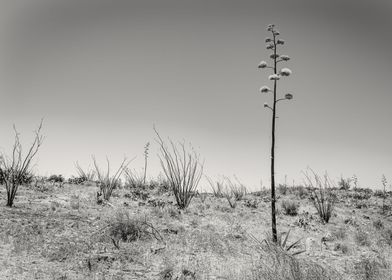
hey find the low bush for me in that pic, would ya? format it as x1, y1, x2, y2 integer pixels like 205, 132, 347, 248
338, 177, 351, 190
278, 184, 288, 195
281, 200, 299, 216
291, 185, 308, 199
48, 174, 65, 183
108, 209, 162, 248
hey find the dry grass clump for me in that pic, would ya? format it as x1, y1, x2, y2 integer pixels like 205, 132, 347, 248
108, 209, 162, 248
252, 241, 342, 280
281, 200, 299, 216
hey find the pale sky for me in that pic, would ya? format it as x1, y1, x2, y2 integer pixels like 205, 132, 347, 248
1, 0, 391, 190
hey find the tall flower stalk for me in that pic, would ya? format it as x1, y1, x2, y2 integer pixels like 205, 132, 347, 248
258, 24, 293, 243
143, 142, 150, 185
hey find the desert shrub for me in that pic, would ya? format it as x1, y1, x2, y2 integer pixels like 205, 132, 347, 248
0, 168, 34, 186
124, 168, 145, 189
291, 185, 307, 199
278, 184, 288, 195
303, 170, 336, 223
75, 162, 95, 182
281, 200, 299, 216
374, 190, 384, 197
93, 156, 130, 202
127, 188, 149, 201
154, 128, 203, 209
149, 174, 171, 194
0, 121, 43, 207
67, 176, 87, 185
245, 199, 259, 209
108, 209, 162, 248
48, 174, 65, 184
350, 191, 372, 200
225, 176, 247, 201
373, 220, 384, 230
338, 177, 351, 190
355, 229, 371, 247
206, 176, 225, 198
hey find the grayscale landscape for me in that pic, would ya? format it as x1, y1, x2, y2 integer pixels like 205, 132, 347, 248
0, 1, 391, 279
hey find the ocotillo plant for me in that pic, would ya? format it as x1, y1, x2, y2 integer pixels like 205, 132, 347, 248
258, 24, 293, 243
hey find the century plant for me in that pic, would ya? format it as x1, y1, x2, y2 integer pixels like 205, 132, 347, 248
258, 24, 293, 242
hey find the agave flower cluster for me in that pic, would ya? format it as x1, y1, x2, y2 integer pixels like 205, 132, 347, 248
258, 24, 293, 104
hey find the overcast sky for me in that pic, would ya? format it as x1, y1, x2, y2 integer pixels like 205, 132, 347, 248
1, 0, 391, 190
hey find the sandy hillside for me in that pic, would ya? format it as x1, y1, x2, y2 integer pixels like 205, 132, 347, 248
0, 181, 392, 280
